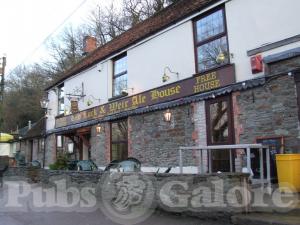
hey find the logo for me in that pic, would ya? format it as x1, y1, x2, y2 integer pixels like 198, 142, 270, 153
98, 173, 155, 225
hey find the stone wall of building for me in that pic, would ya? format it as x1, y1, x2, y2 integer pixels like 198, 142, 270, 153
129, 105, 195, 167
90, 123, 107, 167
237, 75, 300, 152
267, 56, 300, 75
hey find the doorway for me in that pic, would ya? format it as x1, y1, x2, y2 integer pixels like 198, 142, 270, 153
205, 95, 234, 172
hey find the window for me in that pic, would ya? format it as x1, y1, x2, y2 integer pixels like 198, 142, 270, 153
56, 135, 63, 148
58, 84, 65, 115
111, 120, 128, 161
194, 7, 229, 73
113, 54, 127, 97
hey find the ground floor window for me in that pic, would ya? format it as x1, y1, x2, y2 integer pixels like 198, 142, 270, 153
111, 119, 128, 161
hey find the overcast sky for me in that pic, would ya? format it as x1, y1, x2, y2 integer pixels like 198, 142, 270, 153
0, 0, 121, 76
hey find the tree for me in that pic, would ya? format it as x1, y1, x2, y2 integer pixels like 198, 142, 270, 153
43, 25, 86, 77
2, 65, 50, 132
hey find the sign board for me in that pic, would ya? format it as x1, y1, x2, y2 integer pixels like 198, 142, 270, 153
56, 65, 235, 128
71, 100, 79, 114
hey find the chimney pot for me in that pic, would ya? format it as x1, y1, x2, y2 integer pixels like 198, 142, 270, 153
83, 36, 97, 55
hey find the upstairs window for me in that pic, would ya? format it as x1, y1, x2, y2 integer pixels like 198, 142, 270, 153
113, 54, 127, 97
58, 84, 65, 115
194, 7, 229, 73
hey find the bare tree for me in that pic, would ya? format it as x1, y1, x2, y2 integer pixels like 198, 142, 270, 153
3, 64, 50, 132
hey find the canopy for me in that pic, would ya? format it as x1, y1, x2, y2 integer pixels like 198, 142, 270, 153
0, 133, 14, 142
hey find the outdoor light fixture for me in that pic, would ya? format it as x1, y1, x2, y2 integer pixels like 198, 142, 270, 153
96, 124, 103, 135
40, 97, 52, 116
67, 143, 74, 154
216, 49, 226, 64
164, 109, 172, 122
86, 95, 101, 106
40, 97, 49, 109
211, 93, 216, 99
162, 66, 179, 83
121, 87, 134, 95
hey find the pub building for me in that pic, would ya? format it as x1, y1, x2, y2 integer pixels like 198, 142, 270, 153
41, 0, 300, 175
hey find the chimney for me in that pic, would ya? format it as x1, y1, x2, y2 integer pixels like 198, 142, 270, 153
28, 120, 32, 130
83, 36, 97, 55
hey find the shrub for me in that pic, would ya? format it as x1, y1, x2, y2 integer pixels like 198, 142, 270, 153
48, 153, 69, 170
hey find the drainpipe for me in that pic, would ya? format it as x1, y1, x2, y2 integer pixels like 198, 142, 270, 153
42, 118, 46, 168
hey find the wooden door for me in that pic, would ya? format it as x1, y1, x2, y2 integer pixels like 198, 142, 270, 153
206, 95, 234, 172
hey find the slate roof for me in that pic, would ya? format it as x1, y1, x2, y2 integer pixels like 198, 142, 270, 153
24, 118, 46, 139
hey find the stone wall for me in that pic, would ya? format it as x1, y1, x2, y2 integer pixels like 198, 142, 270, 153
129, 105, 195, 167
237, 75, 300, 152
4, 167, 250, 216
90, 123, 107, 166
267, 56, 300, 75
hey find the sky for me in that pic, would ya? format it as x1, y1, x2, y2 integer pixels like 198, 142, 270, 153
0, 0, 121, 76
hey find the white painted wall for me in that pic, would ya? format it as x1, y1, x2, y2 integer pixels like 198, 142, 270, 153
226, 0, 300, 81
127, 21, 196, 94
64, 64, 108, 112
46, 0, 300, 132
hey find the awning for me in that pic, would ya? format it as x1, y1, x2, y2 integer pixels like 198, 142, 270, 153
0, 133, 14, 142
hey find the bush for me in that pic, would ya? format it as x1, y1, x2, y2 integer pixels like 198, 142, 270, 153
48, 153, 69, 170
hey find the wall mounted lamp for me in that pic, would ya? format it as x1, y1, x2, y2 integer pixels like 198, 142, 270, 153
216, 48, 226, 64
163, 109, 172, 122
40, 97, 52, 116
121, 87, 134, 95
96, 124, 104, 136
67, 143, 74, 154
86, 95, 101, 106
162, 66, 179, 83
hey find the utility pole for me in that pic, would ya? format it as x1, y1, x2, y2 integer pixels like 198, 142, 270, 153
0, 55, 6, 130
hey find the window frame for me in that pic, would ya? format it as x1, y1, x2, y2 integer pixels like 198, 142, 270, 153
110, 119, 128, 161
193, 6, 230, 74
112, 53, 128, 98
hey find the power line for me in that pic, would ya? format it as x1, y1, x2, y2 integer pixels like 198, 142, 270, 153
8, 0, 89, 75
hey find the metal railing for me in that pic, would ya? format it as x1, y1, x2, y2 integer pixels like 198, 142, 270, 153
179, 144, 271, 188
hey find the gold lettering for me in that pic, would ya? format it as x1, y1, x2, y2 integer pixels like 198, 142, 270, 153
99, 106, 106, 114
132, 95, 146, 107
109, 101, 129, 113
194, 75, 221, 93
151, 85, 181, 100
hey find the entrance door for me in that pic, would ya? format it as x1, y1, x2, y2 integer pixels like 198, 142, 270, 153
76, 127, 91, 160
206, 95, 234, 172
111, 119, 128, 161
